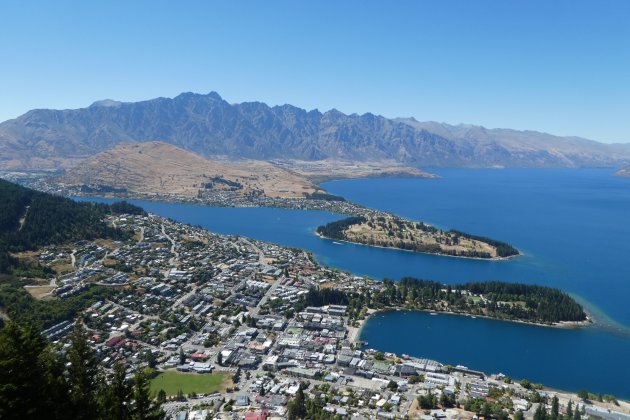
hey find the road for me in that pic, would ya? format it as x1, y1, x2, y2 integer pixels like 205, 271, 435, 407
240, 237, 264, 263
161, 223, 180, 266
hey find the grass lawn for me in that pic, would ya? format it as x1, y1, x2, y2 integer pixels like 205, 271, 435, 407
149, 371, 232, 396
372, 360, 392, 372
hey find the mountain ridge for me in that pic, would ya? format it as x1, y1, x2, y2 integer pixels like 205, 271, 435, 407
1, 91, 629, 170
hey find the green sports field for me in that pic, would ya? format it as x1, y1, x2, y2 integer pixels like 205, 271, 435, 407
149, 371, 231, 396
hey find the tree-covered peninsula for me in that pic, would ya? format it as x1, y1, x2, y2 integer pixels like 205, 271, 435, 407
316, 215, 519, 259
301, 278, 587, 325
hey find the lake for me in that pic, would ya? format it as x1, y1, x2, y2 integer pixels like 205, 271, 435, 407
360, 309, 630, 398
80, 168, 630, 398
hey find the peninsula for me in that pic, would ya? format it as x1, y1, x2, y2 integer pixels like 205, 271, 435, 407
1, 179, 618, 420
345, 278, 589, 326
316, 215, 520, 259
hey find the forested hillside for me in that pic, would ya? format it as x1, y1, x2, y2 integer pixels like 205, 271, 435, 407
0, 179, 144, 274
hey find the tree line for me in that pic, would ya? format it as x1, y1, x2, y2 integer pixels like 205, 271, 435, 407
0, 179, 144, 274
448, 229, 519, 257
315, 216, 366, 240
0, 278, 115, 330
304, 192, 346, 202
300, 277, 586, 324
0, 321, 164, 420
287, 385, 344, 420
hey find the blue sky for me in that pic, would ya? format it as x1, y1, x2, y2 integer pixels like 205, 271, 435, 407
0, 0, 628, 143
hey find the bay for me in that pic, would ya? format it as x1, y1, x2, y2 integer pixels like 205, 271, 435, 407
79, 168, 630, 398
360, 310, 630, 398
322, 168, 630, 329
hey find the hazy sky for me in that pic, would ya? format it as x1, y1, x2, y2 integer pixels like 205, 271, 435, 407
1, 1, 629, 143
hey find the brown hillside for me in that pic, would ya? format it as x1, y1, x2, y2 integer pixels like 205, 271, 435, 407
55, 141, 320, 198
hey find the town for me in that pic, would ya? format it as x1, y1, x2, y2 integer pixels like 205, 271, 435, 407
25, 211, 629, 420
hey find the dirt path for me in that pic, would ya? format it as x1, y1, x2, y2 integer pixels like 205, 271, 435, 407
18, 205, 30, 230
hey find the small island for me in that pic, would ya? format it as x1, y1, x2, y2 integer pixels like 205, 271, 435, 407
316, 215, 519, 259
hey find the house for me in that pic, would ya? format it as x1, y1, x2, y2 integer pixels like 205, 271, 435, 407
191, 352, 209, 362
105, 336, 124, 347
262, 355, 279, 371
245, 411, 268, 420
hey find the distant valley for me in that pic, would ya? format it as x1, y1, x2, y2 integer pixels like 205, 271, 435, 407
1, 91, 630, 172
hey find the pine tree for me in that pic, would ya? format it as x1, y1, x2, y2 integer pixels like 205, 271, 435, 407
39, 346, 72, 419
131, 370, 164, 420
178, 347, 185, 365
144, 350, 157, 369
551, 395, 559, 420
156, 389, 167, 404
99, 363, 133, 420
534, 403, 548, 420
287, 387, 307, 420
67, 322, 103, 420
0, 322, 61, 419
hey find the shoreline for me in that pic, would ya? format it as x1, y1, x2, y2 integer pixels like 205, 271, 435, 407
315, 231, 522, 261
17, 178, 630, 405
355, 308, 630, 407
69, 189, 594, 330
71, 189, 524, 263
69, 191, 596, 332
357, 307, 593, 335
348, 308, 376, 343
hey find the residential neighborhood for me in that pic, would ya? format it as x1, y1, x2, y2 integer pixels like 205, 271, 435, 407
30, 213, 630, 420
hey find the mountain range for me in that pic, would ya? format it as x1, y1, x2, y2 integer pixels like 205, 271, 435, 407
1, 91, 629, 170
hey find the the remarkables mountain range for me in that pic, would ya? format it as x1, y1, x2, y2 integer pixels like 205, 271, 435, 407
1, 91, 630, 171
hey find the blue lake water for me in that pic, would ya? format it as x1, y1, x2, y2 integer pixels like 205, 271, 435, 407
80, 168, 630, 398
360, 310, 630, 398
323, 169, 630, 329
